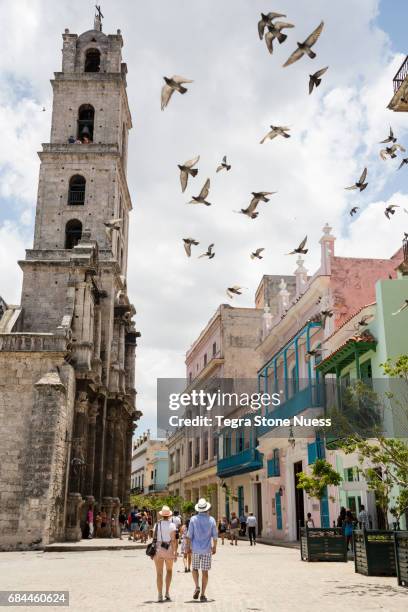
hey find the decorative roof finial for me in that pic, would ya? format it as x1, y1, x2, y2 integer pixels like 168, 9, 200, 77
94, 4, 104, 32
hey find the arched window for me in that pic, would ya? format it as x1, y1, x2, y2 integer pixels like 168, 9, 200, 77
84, 48, 101, 73
65, 220, 82, 249
77, 104, 94, 142
68, 175, 86, 205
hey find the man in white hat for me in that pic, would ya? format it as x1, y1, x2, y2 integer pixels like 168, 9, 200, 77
185, 498, 218, 602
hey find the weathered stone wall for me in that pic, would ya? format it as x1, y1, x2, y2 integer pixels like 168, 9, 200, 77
0, 353, 75, 551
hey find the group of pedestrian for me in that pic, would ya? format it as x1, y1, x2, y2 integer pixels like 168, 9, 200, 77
218, 511, 258, 546
84, 504, 154, 540
150, 498, 217, 603
336, 504, 371, 551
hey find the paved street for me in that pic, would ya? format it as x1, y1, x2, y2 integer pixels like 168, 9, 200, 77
1, 541, 407, 612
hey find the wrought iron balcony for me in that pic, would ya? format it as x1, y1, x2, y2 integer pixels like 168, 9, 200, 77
256, 383, 323, 437
393, 55, 408, 93
217, 447, 263, 478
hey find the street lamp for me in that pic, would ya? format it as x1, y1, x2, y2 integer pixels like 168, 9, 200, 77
288, 426, 296, 449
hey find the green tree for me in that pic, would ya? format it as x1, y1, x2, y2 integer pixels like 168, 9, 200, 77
339, 355, 408, 526
297, 458, 342, 524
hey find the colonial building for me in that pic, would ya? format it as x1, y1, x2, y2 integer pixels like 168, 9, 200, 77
167, 304, 263, 519
255, 225, 403, 542
0, 12, 140, 550
388, 55, 408, 111
131, 431, 168, 495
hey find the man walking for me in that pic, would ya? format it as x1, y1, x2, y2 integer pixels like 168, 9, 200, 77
246, 512, 257, 546
239, 512, 247, 536
186, 498, 218, 603
358, 504, 371, 529
229, 512, 240, 545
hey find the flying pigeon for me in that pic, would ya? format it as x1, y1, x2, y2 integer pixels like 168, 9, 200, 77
198, 244, 215, 259
380, 143, 406, 160
321, 309, 334, 328
350, 206, 359, 216
178, 155, 200, 193
345, 168, 368, 192
309, 67, 328, 94
286, 236, 308, 255
104, 218, 122, 241
216, 155, 231, 173
226, 286, 246, 299
251, 248, 265, 260
305, 347, 327, 362
380, 127, 397, 144
234, 192, 276, 219
188, 178, 212, 206
265, 21, 295, 54
260, 125, 290, 143
356, 314, 374, 328
161, 75, 193, 110
183, 238, 199, 257
258, 12, 286, 40
385, 204, 399, 219
392, 299, 408, 315
283, 21, 324, 67
398, 158, 408, 170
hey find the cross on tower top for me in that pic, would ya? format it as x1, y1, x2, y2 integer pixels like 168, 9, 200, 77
94, 4, 104, 32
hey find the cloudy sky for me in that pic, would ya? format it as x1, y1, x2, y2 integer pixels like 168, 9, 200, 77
1, 0, 408, 435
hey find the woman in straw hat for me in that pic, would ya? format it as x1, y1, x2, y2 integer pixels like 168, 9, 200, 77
153, 505, 177, 602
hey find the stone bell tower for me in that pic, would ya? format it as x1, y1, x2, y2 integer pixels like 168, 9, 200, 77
0, 12, 140, 550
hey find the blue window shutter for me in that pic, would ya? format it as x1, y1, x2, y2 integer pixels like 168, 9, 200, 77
275, 492, 282, 530
320, 487, 329, 527
307, 442, 317, 464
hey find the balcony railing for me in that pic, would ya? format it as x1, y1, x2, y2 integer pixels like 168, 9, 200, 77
393, 55, 408, 93
148, 483, 167, 493
217, 447, 263, 478
257, 383, 323, 437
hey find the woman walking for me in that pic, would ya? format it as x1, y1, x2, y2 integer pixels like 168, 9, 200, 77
180, 521, 192, 572
153, 505, 177, 602
218, 516, 228, 545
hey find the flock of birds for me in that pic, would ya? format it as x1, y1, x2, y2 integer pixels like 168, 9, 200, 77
159, 10, 407, 313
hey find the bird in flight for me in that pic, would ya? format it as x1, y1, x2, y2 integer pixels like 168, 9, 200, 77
258, 12, 286, 40
286, 236, 308, 255
305, 347, 327, 362
216, 155, 231, 173
309, 67, 328, 94
178, 155, 200, 193
161, 75, 193, 110
392, 299, 408, 316
345, 167, 368, 192
104, 218, 122, 241
380, 127, 397, 144
385, 204, 399, 219
183, 238, 199, 257
251, 248, 265, 260
199, 244, 215, 259
355, 314, 374, 329
226, 286, 246, 299
350, 206, 359, 216
380, 143, 406, 160
188, 178, 212, 206
283, 21, 324, 67
398, 157, 408, 170
265, 21, 295, 54
234, 192, 276, 219
260, 125, 290, 143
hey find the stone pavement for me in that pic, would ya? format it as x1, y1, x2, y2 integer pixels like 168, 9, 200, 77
0, 541, 407, 612
44, 537, 146, 552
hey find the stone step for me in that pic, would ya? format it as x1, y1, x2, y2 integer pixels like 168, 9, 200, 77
44, 540, 147, 552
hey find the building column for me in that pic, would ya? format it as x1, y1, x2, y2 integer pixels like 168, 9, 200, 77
85, 399, 99, 496
103, 409, 115, 498
69, 392, 89, 495
112, 413, 122, 498
123, 417, 134, 507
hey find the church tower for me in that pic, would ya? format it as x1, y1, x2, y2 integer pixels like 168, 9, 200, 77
0, 11, 140, 549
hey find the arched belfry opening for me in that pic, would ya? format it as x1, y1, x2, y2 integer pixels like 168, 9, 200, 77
68, 175, 86, 205
65, 219, 82, 249
84, 48, 101, 72
77, 105, 94, 142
